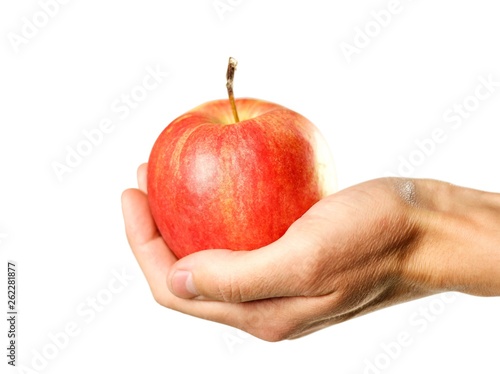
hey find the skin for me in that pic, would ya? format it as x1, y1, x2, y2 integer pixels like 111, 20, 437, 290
121, 163, 500, 342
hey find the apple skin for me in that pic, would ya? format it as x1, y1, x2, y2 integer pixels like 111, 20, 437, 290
147, 98, 336, 259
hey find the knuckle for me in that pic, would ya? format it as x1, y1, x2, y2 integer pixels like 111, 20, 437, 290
252, 323, 294, 342
151, 288, 165, 306
267, 326, 295, 342
217, 274, 244, 303
240, 303, 298, 342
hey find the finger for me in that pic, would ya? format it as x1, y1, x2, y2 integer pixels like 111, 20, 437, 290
120, 188, 297, 338
167, 234, 318, 302
121, 189, 344, 340
121, 188, 158, 247
137, 163, 148, 193
121, 188, 176, 297
121, 188, 226, 311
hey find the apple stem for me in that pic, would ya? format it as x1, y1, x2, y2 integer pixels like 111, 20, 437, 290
226, 57, 240, 123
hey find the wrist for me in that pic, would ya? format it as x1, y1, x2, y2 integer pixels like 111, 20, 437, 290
403, 179, 500, 296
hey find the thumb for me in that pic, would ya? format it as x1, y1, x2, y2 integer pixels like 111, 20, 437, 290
167, 237, 313, 302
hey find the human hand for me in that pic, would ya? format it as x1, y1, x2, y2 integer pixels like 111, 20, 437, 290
121, 164, 500, 341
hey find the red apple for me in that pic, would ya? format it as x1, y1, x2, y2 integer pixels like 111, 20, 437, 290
147, 59, 336, 258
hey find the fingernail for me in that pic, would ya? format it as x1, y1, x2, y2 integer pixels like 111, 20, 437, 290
171, 270, 198, 298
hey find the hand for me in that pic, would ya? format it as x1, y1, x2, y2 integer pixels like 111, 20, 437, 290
121, 164, 500, 341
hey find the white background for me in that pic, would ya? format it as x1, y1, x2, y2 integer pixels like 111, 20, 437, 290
1, 0, 499, 373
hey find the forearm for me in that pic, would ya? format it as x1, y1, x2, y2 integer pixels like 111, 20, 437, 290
404, 179, 500, 296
